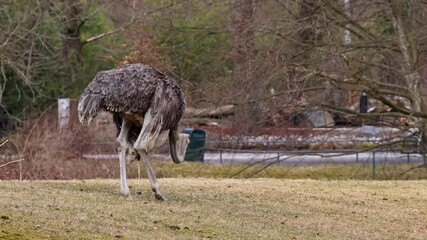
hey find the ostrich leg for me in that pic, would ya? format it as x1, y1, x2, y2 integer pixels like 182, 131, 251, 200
116, 118, 133, 197
132, 108, 165, 200
140, 152, 165, 201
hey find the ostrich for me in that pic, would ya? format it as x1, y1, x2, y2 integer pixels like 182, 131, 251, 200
78, 63, 189, 200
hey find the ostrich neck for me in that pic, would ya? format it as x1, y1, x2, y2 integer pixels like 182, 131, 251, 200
169, 132, 187, 163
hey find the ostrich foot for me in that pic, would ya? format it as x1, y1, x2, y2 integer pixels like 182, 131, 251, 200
154, 192, 165, 201
121, 191, 132, 199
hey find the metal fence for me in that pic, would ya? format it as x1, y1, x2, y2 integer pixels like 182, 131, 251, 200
201, 147, 426, 179
81, 137, 427, 179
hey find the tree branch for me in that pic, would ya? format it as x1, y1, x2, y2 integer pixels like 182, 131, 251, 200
82, 21, 134, 45
0, 139, 8, 147
0, 159, 25, 168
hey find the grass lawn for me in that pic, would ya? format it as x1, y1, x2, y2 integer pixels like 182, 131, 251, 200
0, 178, 426, 239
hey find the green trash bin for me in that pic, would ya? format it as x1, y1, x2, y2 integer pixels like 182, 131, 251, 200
182, 128, 206, 161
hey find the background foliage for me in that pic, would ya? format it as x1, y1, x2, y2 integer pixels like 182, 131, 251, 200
2, 0, 427, 147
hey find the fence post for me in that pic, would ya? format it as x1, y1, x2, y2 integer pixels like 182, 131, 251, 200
220, 149, 223, 164
58, 98, 70, 129
372, 151, 376, 180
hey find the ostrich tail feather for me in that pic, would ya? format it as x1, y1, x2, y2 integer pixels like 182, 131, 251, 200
78, 94, 102, 125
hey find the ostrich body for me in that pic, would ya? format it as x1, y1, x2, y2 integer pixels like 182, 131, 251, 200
78, 63, 189, 200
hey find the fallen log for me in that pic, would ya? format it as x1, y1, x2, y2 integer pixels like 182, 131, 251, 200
185, 105, 235, 118
182, 118, 220, 126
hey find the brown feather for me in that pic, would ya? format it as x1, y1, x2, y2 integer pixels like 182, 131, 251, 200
78, 63, 185, 132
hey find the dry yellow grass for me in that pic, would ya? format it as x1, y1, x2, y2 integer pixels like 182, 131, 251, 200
0, 179, 426, 239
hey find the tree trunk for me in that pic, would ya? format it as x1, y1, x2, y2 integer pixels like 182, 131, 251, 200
230, 0, 257, 132
61, 0, 84, 85
388, 0, 427, 151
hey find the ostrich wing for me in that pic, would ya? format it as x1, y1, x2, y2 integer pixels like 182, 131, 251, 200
82, 64, 166, 116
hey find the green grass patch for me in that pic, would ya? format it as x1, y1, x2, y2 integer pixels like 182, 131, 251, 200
129, 160, 427, 180
2, 155, 425, 180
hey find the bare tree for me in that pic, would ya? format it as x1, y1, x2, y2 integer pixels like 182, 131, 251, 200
290, 0, 427, 142
58, 0, 137, 84
219, 0, 427, 140
0, 1, 56, 107
60, 0, 85, 84
230, 0, 264, 132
